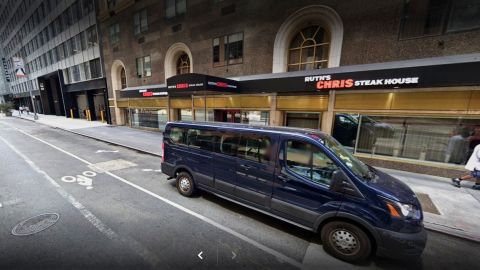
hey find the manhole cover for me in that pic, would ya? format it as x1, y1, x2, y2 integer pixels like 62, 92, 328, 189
12, 213, 59, 236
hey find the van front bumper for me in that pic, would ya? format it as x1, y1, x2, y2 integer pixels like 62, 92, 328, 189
375, 227, 427, 258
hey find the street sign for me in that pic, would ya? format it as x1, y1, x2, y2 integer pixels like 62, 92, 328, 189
12, 57, 26, 78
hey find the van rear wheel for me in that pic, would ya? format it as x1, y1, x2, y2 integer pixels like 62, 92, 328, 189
321, 221, 371, 263
176, 172, 196, 197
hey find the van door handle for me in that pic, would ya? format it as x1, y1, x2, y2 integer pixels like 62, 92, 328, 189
282, 186, 297, 192
240, 164, 251, 170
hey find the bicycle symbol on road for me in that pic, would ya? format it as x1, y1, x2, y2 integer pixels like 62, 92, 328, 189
61, 171, 96, 190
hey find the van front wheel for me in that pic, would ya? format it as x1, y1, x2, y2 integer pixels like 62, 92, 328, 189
321, 221, 371, 262
176, 172, 196, 197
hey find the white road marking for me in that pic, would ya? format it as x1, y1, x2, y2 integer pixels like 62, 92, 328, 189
60, 171, 97, 189
0, 135, 162, 268
8, 124, 303, 268
61, 175, 77, 183
142, 169, 153, 172
0, 198, 23, 207
96, 150, 119, 153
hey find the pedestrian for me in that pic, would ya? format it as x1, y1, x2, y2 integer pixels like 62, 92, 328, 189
19, 106, 23, 114
26, 106, 30, 115
452, 144, 480, 190
445, 128, 469, 164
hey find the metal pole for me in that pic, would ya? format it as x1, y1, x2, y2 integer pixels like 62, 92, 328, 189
29, 83, 38, 120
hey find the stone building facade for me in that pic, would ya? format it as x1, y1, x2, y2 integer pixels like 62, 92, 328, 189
98, 0, 480, 176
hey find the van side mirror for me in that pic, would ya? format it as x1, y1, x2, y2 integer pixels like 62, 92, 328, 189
330, 170, 361, 197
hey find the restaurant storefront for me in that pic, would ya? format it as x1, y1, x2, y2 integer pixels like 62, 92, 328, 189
118, 59, 480, 176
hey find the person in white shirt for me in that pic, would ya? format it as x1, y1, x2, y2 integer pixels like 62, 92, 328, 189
452, 144, 480, 190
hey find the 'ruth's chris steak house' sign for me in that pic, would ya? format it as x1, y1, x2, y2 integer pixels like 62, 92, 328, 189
305, 75, 420, 90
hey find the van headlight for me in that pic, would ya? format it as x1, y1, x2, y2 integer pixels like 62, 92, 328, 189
384, 199, 421, 219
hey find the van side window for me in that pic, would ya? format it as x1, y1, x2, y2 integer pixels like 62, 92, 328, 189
186, 129, 218, 151
170, 127, 186, 145
285, 140, 338, 186
238, 134, 271, 163
217, 133, 240, 156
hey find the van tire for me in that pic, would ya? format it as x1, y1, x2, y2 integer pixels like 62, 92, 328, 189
176, 172, 196, 197
321, 221, 371, 263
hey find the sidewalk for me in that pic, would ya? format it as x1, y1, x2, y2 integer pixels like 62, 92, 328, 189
12, 110, 162, 156
10, 111, 480, 242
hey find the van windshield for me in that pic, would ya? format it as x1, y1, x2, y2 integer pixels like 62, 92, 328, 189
319, 135, 372, 180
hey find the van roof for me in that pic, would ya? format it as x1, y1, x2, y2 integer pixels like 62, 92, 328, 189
166, 121, 328, 139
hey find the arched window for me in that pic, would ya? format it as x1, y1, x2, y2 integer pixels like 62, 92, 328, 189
287, 25, 330, 72
176, 53, 190, 75
120, 67, 127, 89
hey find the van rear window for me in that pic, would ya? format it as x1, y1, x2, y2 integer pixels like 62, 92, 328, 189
169, 127, 186, 145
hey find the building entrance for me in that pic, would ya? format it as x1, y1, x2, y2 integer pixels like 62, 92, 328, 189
93, 91, 106, 122
214, 110, 241, 123
286, 112, 321, 130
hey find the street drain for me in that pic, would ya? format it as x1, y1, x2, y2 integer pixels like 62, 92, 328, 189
11, 213, 60, 236
416, 193, 441, 215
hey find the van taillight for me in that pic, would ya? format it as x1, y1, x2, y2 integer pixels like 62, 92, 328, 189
161, 141, 165, 162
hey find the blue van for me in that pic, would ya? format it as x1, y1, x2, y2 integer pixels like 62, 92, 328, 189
161, 122, 426, 262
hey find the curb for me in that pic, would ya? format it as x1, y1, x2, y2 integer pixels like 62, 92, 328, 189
9, 115, 480, 244
424, 222, 480, 244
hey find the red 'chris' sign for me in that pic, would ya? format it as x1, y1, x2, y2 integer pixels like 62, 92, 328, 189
216, 82, 228, 88
316, 79, 354, 89
176, 83, 189, 89
142, 92, 153, 97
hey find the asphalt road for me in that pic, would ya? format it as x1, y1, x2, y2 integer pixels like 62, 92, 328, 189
0, 117, 479, 270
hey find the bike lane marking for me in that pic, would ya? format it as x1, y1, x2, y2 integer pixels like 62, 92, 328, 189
5, 123, 303, 269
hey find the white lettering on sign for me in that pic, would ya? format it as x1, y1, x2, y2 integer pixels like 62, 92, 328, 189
304, 75, 332, 82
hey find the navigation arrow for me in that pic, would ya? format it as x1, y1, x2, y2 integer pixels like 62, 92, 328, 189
198, 251, 203, 260
231, 251, 236, 260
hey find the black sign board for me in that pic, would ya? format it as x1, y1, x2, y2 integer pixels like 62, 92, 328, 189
303, 62, 480, 92
120, 61, 480, 99
166, 73, 239, 94
2, 58, 10, 82
120, 86, 168, 98
240, 61, 480, 94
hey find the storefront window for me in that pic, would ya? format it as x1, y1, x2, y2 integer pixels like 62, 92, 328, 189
333, 114, 480, 165
128, 108, 168, 131
332, 113, 360, 149
241, 111, 269, 126
179, 109, 193, 121
194, 109, 214, 122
